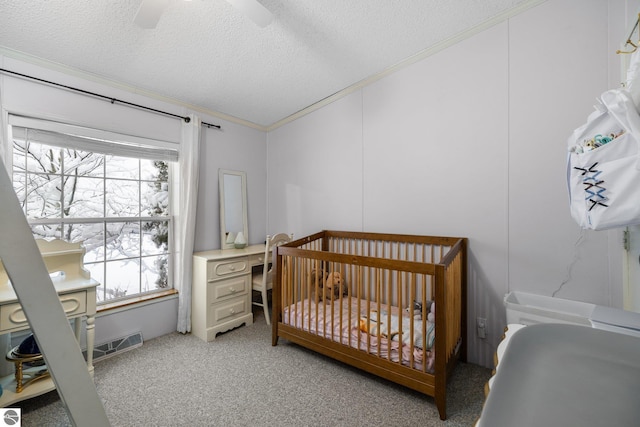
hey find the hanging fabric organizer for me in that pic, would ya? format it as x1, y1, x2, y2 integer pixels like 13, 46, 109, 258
567, 89, 640, 230
567, 14, 640, 231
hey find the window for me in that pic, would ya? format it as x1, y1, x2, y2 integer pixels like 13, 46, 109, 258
9, 118, 176, 305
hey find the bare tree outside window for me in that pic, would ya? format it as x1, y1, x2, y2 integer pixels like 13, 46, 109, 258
12, 138, 172, 303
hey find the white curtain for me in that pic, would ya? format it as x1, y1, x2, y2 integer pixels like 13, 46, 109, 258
176, 114, 201, 333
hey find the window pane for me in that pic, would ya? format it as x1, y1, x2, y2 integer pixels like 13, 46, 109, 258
106, 179, 139, 217
26, 143, 62, 174
31, 223, 62, 240
10, 133, 173, 305
63, 149, 104, 177
26, 174, 62, 219
106, 222, 140, 260
64, 223, 104, 263
86, 262, 105, 302
106, 156, 139, 180
142, 254, 168, 290
141, 159, 168, 182
141, 181, 169, 217
105, 259, 140, 300
64, 176, 104, 218
12, 172, 26, 210
142, 220, 168, 255
12, 140, 26, 172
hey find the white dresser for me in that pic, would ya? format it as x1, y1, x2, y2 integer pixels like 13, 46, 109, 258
192, 244, 266, 341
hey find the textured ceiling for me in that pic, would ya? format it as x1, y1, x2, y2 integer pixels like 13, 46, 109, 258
0, 0, 542, 129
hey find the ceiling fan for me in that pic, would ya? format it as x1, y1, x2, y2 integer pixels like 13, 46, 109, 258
134, 0, 273, 29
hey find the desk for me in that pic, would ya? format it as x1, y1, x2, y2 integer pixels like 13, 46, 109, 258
0, 240, 98, 407
192, 244, 266, 341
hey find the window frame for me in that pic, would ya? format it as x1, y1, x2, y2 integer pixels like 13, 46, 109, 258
7, 115, 178, 306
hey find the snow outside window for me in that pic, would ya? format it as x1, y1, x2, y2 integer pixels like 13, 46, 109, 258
8, 117, 177, 305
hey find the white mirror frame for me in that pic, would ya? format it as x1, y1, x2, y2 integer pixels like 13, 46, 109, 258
219, 169, 249, 249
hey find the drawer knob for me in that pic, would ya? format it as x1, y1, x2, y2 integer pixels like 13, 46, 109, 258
229, 287, 236, 293
229, 265, 236, 271
230, 308, 236, 314
258, 257, 264, 262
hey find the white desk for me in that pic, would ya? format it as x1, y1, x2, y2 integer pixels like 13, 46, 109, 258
192, 244, 266, 341
0, 239, 98, 406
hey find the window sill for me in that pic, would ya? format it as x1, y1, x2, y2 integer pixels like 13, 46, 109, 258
97, 289, 178, 315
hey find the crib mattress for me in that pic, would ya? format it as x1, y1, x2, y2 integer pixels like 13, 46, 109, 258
479, 323, 640, 426
282, 297, 435, 373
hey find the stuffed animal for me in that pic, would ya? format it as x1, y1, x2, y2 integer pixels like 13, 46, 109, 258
322, 271, 348, 300
405, 301, 421, 319
308, 267, 327, 291
309, 267, 327, 302
405, 300, 435, 320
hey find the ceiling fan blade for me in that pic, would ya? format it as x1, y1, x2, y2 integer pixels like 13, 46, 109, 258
226, 0, 273, 28
134, 0, 169, 29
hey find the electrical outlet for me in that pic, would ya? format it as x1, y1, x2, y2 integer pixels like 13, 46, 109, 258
477, 317, 487, 339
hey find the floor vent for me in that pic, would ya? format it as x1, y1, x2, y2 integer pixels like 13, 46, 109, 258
86, 332, 143, 363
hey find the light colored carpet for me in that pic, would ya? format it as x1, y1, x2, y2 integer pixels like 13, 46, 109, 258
16, 309, 490, 426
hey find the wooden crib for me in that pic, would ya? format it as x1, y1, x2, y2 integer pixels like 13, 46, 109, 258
271, 230, 467, 420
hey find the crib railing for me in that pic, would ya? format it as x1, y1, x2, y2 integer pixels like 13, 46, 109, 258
436, 237, 466, 374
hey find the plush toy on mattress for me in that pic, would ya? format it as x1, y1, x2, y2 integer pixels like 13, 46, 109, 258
308, 267, 327, 292
321, 271, 348, 301
404, 300, 435, 322
359, 305, 436, 351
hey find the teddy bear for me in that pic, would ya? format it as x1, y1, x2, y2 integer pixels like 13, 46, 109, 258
321, 271, 348, 301
308, 267, 327, 291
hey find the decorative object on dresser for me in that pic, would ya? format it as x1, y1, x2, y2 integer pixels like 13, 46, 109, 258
233, 231, 247, 249
252, 233, 293, 325
272, 230, 467, 420
192, 244, 271, 341
6, 334, 48, 394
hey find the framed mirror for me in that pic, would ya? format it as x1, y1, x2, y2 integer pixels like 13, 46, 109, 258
219, 169, 248, 249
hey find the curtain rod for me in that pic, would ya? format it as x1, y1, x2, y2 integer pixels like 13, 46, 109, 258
0, 68, 221, 130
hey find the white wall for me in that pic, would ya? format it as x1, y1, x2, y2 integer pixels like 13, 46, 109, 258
0, 54, 267, 345
194, 120, 267, 251
266, 0, 635, 367
267, 92, 364, 235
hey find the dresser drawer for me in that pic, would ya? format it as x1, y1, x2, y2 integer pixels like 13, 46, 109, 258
206, 258, 249, 280
0, 291, 87, 331
210, 275, 250, 303
209, 296, 248, 326
248, 253, 266, 267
